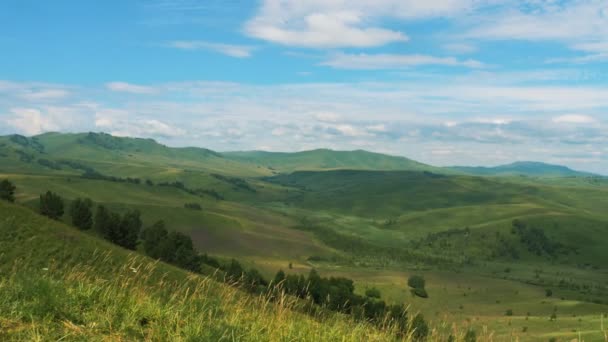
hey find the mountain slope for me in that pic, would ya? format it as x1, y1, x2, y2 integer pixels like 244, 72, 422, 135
451, 161, 595, 177
224, 149, 441, 173
0, 132, 272, 177
0, 200, 395, 341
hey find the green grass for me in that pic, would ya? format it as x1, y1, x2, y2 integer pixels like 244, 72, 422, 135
3, 132, 608, 340
0, 201, 421, 341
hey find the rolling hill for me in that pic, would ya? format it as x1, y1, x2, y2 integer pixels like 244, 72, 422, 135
0, 132, 273, 177
3, 131, 608, 340
223, 149, 441, 173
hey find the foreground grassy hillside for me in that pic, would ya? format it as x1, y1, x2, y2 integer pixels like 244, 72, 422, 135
0, 200, 412, 341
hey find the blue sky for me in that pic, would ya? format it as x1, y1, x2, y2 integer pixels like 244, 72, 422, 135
1, 0, 607, 173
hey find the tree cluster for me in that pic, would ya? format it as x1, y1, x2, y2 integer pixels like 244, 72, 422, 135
69, 198, 93, 230
511, 219, 564, 257
157, 181, 224, 201
271, 269, 428, 338
0, 179, 16, 202
39, 191, 64, 220
82, 170, 142, 184
94, 205, 141, 250
141, 221, 202, 272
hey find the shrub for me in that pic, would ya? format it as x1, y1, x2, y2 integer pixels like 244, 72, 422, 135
408, 275, 425, 289
365, 287, 381, 299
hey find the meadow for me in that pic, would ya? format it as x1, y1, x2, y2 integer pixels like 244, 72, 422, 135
2, 132, 608, 341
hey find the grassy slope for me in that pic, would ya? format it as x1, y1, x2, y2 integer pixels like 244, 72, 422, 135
0, 132, 272, 178
1, 172, 332, 262
223, 149, 443, 173
265, 170, 608, 266
0, 200, 403, 341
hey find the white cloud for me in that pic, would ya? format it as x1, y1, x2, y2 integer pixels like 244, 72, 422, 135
20, 89, 70, 101
367, 124, 387, 132
106, 82, 158, 94
0, 81, 71, 102
246, 11, 407, 48
463, 1, 608, 62
572, 41, 608, 54
321, 53, 484, 69
2, 77, 608, 173
6, 108, 59, 135
94, 109, 185, 138
167, 41, 255, 58
244, 0, 481, 48
334, 124, 369, 137
552, 114, 596, 124
314, 111, 341, 122
2, 105, 91, 136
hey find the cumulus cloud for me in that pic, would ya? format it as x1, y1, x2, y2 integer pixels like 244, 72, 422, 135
245, 0, 482, 48
167, 40, 255, 58
321, 53, 484, 69
6, 108, 58, 135
3, 105, 91, 135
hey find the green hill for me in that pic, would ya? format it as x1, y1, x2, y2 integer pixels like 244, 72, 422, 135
0, 132, 272, 177
0, 200, 401, 341
3, 132, 608, 340
223, 149, 440, 173
451, 161, 596, 177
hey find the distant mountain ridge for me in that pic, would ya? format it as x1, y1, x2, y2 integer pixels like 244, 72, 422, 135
0, 132, 599, 177
451, 161, 597, 177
